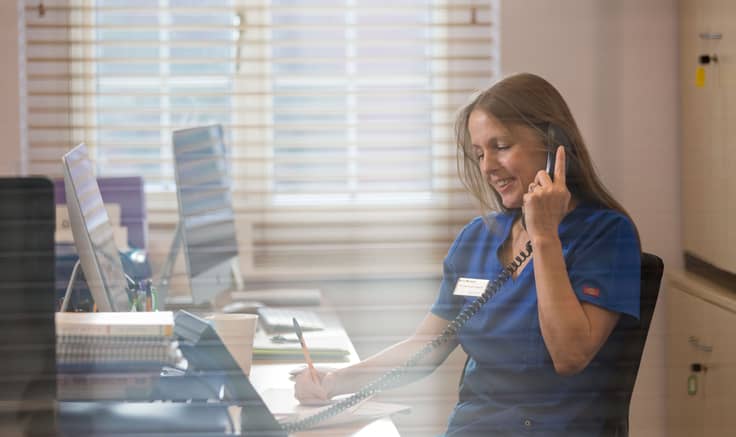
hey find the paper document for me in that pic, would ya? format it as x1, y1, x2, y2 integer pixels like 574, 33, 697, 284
252, 329, 351, 362
260, 388, 410, 429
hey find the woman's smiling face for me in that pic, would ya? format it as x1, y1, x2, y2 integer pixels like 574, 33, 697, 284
468, 109, 548, 209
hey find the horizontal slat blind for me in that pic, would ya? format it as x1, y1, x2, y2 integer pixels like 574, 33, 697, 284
24, 0, 498, 277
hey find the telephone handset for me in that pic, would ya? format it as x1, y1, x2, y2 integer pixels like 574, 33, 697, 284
284, 242, 534, 432
521, 123, 572, 231
543, 123, 573, 181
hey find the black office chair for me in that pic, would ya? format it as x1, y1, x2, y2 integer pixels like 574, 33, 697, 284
456, 252, 664, 436
601, 252, 664, 436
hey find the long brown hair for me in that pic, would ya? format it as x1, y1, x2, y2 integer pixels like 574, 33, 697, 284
455, 73, 639, 240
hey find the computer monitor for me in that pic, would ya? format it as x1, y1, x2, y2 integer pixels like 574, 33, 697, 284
161, 125, 239, 306
62, 143, 130, 312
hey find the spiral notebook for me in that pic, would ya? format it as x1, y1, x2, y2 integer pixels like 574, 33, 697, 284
56, 340, 180, 373
55, 311, 179, 373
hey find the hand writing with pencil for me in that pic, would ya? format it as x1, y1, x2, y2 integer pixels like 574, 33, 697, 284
292, 317, 335, 405
292, 365, 335, 405
292, 318, 319, 382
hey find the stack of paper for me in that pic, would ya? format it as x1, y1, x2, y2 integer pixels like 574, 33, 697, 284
55, 311, 179, 400
252, 330, 350, 362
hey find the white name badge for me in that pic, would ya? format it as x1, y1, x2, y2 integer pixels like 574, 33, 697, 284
453, 277, 490, 297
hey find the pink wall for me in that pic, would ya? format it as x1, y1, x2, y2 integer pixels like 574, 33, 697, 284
0, 0, 23, 176
501, 1, 679, 436
501, 0, 680, 270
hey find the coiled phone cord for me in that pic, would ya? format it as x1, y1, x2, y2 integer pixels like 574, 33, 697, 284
283, 241, 533, 433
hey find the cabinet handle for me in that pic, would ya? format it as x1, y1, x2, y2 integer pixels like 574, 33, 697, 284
688, 336, 713, 352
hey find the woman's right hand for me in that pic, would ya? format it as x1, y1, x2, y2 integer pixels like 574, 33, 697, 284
292, 366, 336, 405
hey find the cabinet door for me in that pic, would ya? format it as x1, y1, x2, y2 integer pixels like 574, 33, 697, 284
701, 300, 736, 435
667, 286, 708, 437
680, 0, 736, 271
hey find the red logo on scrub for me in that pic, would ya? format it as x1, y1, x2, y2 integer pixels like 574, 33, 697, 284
583, 286, 601, 297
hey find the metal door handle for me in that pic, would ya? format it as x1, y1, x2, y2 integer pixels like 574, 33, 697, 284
688, 336, 713, 352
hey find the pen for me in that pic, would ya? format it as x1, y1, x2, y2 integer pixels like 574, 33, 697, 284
141, 279, 153, 311
293, 317, 319, 383
145, 287, 152, 312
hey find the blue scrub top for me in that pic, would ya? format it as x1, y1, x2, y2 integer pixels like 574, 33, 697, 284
431, 203, 641, 436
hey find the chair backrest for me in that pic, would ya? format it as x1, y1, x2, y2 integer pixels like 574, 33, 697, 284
456, 252, 665, 436
632, 253, 664, 382
603, 252, 664, 435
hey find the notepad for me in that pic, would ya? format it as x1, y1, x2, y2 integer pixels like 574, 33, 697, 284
257, 307, 325, 333
260, 388, 411, 429
252, 328, 350, 362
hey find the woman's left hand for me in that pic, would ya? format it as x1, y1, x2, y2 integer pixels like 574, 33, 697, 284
522, 146, 571, 241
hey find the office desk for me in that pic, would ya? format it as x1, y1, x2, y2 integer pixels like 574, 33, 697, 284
56, 305, 403, 436
249, 306, 402, 437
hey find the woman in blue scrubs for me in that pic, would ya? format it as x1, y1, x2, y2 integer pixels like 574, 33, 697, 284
294, 73, 641, 436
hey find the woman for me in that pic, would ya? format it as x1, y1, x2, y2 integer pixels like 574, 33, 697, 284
294, 73, 641, 436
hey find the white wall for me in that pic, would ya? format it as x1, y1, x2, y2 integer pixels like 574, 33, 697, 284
0, 1, 23, 176
501, 0, 680, 268
501, 1, 679, 436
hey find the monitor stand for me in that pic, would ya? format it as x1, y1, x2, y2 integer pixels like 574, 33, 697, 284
157, 223, 241, 310
60, 258, 138, 312
59, 260, 83, 312
156, 223, 183, 306
158, 223, 322, 310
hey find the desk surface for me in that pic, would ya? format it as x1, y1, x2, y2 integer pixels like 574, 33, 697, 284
249, 306, 402, 437
55, 303, 403, 436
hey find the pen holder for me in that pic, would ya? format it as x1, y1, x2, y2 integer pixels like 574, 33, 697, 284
129, 280, 157, 312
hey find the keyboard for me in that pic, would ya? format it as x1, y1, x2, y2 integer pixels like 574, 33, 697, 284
230, 289, 321, 307
256, 307, 325, 333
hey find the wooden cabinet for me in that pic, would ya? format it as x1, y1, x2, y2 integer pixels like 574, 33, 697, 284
680, 0, 736, 273
667, 270, 736, 437
677, 2, 736, 433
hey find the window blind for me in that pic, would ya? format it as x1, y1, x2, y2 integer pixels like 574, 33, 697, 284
24, 0, 499, 278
